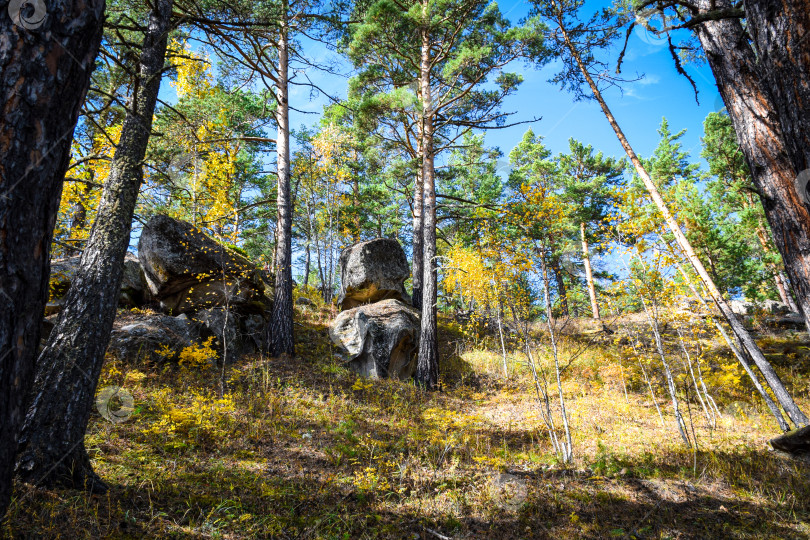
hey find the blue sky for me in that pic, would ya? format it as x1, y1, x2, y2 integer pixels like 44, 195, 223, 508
285, 0, 725, 174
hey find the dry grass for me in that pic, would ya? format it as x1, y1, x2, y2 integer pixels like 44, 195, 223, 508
3, 308, 810, 539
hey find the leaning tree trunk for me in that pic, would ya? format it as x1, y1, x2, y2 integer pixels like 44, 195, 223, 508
557, 13, 808, 428
0, 0, 104, 517
694, 0, 810, 336
269, 10, 295, 357
14, 0, 171, 493
415, 24, 439, 390
581, 223, 600, 319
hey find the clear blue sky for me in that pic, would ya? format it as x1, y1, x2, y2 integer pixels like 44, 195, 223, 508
287, 0, 724, 172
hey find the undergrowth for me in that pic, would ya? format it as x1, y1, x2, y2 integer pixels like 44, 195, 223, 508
3, 307, 810, 539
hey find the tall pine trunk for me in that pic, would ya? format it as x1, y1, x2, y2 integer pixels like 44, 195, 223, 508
694, 0, 810, 336
0, 0, 104, 517
551, 257, 569, 316
15, 0, 171, 492
269, 8, 294, 357
557, 11, 808, 428
415, 23, 438, 390
581, 222, 600, 319
412, 121, 424, 310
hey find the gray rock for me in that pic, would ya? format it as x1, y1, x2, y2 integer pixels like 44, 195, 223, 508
193, 307, 241, 362
138, 215, 271, 314
47, 253, 152, 314
337, 238, 411, 311
295, 296, 316, 307
730, 300, 755, 316
107, 313, 203, 363
120, 252, 150, 307
764, 312, 806, 330
730, 299, 792, 316
329, 299, 420, 380
761, 299, 791, 315
45, 256, 81, 315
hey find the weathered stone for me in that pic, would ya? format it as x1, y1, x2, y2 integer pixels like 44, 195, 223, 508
138, 215, 271, 314
107, 312, 203, 363
295, 296, 316, 307
120, 252, 150, 307
764, 312, 806, 330
46, 253, 151, 314
329, 299, 420, 379
193, 308, 241, 362
337, 238, 411, 310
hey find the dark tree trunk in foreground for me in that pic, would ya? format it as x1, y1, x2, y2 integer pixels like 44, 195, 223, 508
0, 0, 104, 517
269, 11, 295, 357
695, 0, 810, 336
415, 27, 439, 390
15, 0, 170, 493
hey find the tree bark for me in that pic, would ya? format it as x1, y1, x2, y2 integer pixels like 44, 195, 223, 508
269, 7, 295, 357
0, 0, 104, 517
556, 10, 808, 427
581, 222, 600, 319
694, 0, 810, 336
14, 0, 171, 493
551, 257, 569, 316
412, 111, 425, 310
415, 22, 439, 390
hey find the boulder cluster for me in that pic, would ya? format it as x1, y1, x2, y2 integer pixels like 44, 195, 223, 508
328, 238, 421, 380
46, 215, 273, 363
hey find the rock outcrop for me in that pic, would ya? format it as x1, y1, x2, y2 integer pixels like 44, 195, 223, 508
46, 253, 150, 314
330, 299, 420, 380
47, 215, 273, 364
337, 238, 411, 310
107, 312, 204, 364
138, 214, 272, 314
329, 238, 419, 380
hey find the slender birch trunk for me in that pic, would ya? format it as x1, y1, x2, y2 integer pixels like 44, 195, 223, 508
556, 12, 807, 427
581, 222, 600, 319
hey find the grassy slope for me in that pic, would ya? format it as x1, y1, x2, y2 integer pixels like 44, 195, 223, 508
4, 304, 810, 539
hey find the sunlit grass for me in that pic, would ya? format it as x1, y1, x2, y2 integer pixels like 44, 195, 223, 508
4, 309, 810, 538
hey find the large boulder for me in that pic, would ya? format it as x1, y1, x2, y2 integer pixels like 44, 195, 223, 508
138, 215, 271, 314
329, 299, 420, 380
107, 312, 203, 363
46, 253, 151, 314
337, 238, 411, 310
120, 252, 151, 307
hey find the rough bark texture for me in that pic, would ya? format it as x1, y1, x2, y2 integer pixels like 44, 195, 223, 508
551, 258, 569, 316
695, 0, 810, 336
412, 130, 424, 311
0, 0, 104, 517
415, 23, 439, 390
15, 0, 170, 492
269, 12, 295, 358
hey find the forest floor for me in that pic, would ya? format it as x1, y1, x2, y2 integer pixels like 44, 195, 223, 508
4, 302, 810, 539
